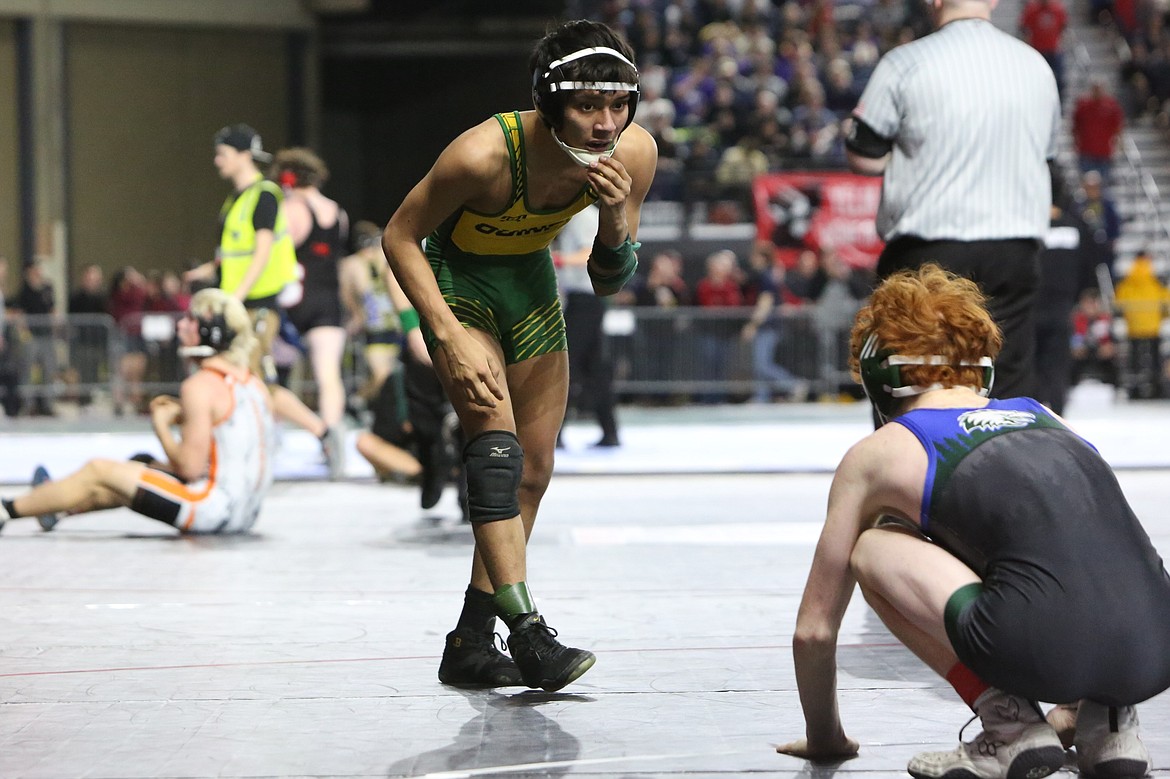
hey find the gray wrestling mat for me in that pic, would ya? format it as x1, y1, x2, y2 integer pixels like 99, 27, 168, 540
0, 381, 1165, 484
1, 387, 1168, 777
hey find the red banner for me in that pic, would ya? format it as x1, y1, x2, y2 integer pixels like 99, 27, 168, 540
752, 171, 884, 269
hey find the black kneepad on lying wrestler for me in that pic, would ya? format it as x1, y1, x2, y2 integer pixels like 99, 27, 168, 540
463, 430, 524, 523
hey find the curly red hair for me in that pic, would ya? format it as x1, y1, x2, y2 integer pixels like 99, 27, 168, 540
850, 263, 1003, 391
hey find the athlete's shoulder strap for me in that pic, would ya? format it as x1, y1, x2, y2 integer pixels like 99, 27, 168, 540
493, 111, 525, 207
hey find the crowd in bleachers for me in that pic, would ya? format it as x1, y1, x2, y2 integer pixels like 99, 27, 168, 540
2, 1, 1170, 420
569, 0, 930, 210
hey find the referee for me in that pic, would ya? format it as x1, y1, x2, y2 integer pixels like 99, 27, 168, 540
845, 0, 1061, 402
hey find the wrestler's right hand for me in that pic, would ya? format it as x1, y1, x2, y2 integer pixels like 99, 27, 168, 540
439, 330, 504, 410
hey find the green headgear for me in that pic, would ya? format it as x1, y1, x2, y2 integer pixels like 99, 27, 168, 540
858, 333, 995, 424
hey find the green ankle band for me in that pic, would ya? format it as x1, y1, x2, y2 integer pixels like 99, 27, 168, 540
493, 581, 536, 618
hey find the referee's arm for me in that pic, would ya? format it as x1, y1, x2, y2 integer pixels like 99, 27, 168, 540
843, 116, 892, 177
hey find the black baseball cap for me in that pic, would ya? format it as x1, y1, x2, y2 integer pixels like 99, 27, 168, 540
213, 123, 272, 163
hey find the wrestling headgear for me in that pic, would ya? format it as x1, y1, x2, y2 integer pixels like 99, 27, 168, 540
858, 333, 995, 423
532, 45, 640, 167
178, 311, 237, 359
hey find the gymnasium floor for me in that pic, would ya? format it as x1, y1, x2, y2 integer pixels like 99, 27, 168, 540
2, 389, 1168, 778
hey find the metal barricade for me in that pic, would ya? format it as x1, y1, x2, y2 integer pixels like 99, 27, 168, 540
605, 305, 857, 402
0, 307, 866, 419
0, 312, 122, 416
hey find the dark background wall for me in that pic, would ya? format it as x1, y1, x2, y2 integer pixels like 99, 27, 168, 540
0, 19, 18, 267
0, 2, 600, 288
66, 23, 293, 276
319, 52, 533, 228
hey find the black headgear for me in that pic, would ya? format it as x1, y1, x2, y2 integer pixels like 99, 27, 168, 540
199, 312, 235, 351
179, 311, 237, 359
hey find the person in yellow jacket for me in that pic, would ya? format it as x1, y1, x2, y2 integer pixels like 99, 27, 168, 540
1114, 249, 1170, 398
186, 123, 344, 477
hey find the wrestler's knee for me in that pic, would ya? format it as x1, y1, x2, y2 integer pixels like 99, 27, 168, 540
81, 458, 123, 482
849, 527, 888, 586
463, 430, 524, 523
518, 447, 554, 502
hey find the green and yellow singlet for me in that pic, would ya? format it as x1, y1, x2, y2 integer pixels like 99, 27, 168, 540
424, 111, 597, 364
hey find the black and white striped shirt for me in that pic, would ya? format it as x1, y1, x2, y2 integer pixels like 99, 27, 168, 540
854, 18, 1061, 242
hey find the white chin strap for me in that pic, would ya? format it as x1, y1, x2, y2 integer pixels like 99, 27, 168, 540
552, 131, 621, 167
177, 345, 216, 358
886, 354, 994, 399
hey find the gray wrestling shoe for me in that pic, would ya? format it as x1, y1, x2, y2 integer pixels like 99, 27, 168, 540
322, 425, 346, 481
1075, 702, 1150, 779
908, 689, 1065, 779
32, 466, 60, 531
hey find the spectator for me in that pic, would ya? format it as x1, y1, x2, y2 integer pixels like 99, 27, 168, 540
1033, 200, 1099, 414
555, 204, 622, 448
715, 133, 769, 211
632, 249, 692, 308
682, 127, 723, 203
1019, 0, 1069, 101
68, 263, 109, 409
1077, 169, 1122, 280
822, 57, 859, 116
740, 241, 809, 403
107, 266, 149, 416
695, 248, 745, 403
0, 256, 21, 417
339, 220, 402, 413
1072, 79, 1125, 178
143, 269, 189, 388
1114, 249, 1170, 398
1134, 38, 1170, 124
11, 260, 61, 417
789, 82, 844, 165
628, 249, 692, 404
1070, 288, 1120, 388
638, 98, 685, 200
785, 248, 822, 303
809, 248, 869, 392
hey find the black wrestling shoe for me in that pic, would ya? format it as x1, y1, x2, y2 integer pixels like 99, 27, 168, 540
32, 466, 59, 531
437, 630, 524, 688
506, 613, 595, 692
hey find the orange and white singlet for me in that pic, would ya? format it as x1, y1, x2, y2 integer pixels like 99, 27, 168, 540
136, 369, 276, 534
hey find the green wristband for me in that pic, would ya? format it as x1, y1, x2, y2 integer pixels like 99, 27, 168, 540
398, 307, 420, 333
589, 235, 640, 295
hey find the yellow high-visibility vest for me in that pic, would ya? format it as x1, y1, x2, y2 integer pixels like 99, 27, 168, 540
219, 178, 297, 300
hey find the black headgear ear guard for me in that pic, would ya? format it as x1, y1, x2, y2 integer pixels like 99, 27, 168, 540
532, 46, 640, 131
179, 311, 237, 358
858, 333, 995, 424
198, 312, 236, 352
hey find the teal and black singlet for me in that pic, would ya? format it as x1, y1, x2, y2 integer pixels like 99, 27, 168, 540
895, 397, 1170, 705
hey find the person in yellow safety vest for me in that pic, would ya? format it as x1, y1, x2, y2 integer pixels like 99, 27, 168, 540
1114, 250, 1170, 398
185, 123, 346, 479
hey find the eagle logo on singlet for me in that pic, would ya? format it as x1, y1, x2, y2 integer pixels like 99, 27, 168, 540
957, 408, 1036, 434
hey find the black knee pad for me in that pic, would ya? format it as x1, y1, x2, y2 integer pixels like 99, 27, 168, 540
463, 430, 523, 523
